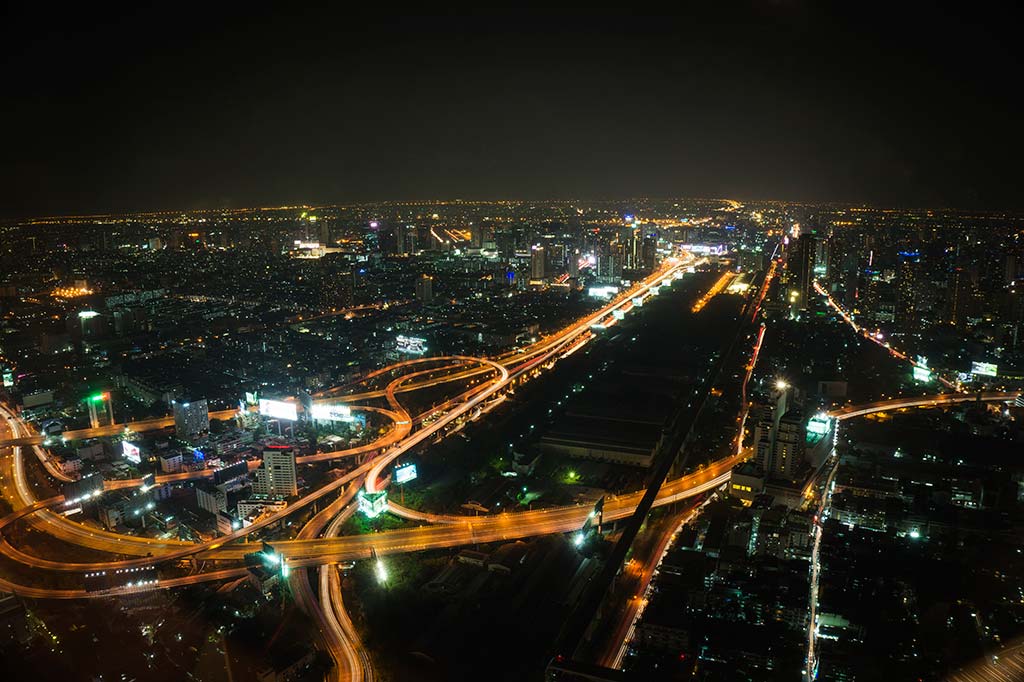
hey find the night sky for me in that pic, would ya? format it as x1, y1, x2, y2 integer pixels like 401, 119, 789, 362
2, 4, 1021, 217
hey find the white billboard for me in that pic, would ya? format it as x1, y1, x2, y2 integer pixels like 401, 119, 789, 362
587, 285, 619, 299
971, 361, 998, 377
122, 441, 141, 464
311, 403, 354, 422
259, 398, 298, 421
397, 335, 428, 355
393, 463, 418, 485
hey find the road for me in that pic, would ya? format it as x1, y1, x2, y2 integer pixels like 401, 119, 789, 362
827, 392, 1020, 421
0, 259, 693, 569
947, 636, 1024, 682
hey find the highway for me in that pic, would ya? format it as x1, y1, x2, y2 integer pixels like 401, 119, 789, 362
0, 392, 1019, 590
0, 259, 693, 572
947, 635, 1024, 682
827, 392, 1020, 421
1, 256, 1019, 640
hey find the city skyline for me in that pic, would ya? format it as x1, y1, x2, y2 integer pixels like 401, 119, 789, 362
2, 6, 1024, 682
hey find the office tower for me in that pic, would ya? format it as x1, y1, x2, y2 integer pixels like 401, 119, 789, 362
253, 446, 298, 498
896, 250, 920, 331
393, 223, 406, 255
318, 217, 330, 246
753, 406, 775, 473
791, 233, 820, 308
641, 234, 657, 272
771, 408, 805, 481
172, 398, 209, 440
531, 245, 547, 280
753, 384, 804, 481
619, 223, 643, 271
596, 240, 622, 283
415, 274, 434, 303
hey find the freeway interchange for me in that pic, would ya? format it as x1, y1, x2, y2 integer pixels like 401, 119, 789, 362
0, 257, 700, 593
0, 254, 1021, 680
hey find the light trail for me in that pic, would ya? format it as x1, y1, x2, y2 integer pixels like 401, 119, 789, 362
691, 271, 735, 313
813, 280, 957, 390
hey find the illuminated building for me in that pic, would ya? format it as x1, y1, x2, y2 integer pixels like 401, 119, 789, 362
172, 397, 209, 440
531, 244, 547, 280
895, 250, 920, 331
415, 273, 434, 303
253, 445, 298, 497
791, 232, 820, 309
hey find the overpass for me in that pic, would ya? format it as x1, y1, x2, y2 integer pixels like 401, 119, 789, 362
828, 391, 1020, 421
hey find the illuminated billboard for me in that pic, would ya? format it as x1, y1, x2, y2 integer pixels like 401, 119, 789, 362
122, 441, 141, 464
357, 490, 388, 519
311, 403, 354, 422
587, 285, 619, 299
393, 463, 418, 485
806, 413, 832, 436
396, 335, 428, 355
681, 243, 727, 256
971, 361, 998, 377
259, 398, 298, 421
912, 366, 933, 383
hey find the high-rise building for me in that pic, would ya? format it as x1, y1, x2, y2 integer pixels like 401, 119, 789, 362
641, 234, 657, 272
393, 223, 407, 255
896, 250, 920, 331
790, 233, 820, 308
596, 241, 622, 283
415, 274, 434, 304
531, 245, 547, 280
753, 384, 804, 481
771, 409, 805, 481
253, 445, 297, 498
318, 217, 331, 246
753, 407, 775, 473
172, 398, 209, 440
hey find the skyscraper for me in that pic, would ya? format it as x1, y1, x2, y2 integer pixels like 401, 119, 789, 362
771, 408, 805, 481
790, 233, 820, 309
531, 245, 547, 281
896, 250, 920, 332
753, 384, 804, 481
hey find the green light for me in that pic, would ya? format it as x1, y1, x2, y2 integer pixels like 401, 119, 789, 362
89, 393, 106, 403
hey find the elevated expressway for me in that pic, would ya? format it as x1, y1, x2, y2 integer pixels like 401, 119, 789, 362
0, 258, 1018, 597
0, 259, 692, 585
2, 392, 1017, 594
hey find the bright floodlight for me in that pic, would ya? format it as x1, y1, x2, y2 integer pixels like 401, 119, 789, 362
375, 559, 388, 584
775, 380, 789, 391
573, 532, 585, 547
